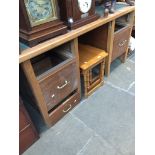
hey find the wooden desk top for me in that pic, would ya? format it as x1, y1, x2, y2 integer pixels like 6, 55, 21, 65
79, 44, 108, 70
19, 4, 135, 64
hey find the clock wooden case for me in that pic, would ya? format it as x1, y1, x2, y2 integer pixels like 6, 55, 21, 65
58, 0, 100, 30
19, 0, 67, 47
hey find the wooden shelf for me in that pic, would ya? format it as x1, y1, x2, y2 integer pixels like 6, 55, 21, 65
19, 6, 135, 64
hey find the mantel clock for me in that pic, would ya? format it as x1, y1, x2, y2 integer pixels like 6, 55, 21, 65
58, 0, 99, 30
19, 0, 67, 47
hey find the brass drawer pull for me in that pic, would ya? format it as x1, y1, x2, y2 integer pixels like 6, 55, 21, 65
63, 104, 72, 113
57, 80, 69, 89
118, 40, 127, 47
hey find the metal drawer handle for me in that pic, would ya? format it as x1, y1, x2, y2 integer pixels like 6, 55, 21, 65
63, 104, 72, 113
57, 80, 69, 89
51, 94, 55, 98
118, 40, 127, 47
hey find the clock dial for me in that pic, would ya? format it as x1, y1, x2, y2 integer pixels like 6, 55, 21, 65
24, 0, 57, 27
78, 0, 92, 13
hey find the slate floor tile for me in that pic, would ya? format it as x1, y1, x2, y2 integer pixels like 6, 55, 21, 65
72, 84, 135, 155
105, 59, 135, 90
77, 134, 121, 155
23, 114, 93, 155
128, 83, 135, 94
128, 51, 135, 62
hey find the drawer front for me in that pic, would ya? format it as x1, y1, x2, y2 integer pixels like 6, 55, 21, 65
49, 92, 80, 125
19, 125, 39, 154
39, 61, 78, 111
112, 26, 131, 62
19, 103, 30, 132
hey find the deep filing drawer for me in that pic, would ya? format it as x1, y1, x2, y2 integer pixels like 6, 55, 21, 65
49, 92, 80, 125
39, 61, 78, 111
112, 26, 131, 62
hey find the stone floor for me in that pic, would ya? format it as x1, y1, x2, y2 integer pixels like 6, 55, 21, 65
23, 52, 135, 155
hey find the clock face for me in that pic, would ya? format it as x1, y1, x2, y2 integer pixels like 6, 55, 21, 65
24, 0, 58, 27
78, 0, 92, 13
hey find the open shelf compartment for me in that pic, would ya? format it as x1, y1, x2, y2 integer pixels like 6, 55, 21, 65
31, 42, 74, 78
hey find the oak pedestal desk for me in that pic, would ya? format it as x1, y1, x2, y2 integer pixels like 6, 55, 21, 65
19, 3, 135, 126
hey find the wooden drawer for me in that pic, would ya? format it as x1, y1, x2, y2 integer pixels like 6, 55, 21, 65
19, 103, 30, 131
49, 92, 80, 125
39, 61, 78, 111
19, 125, 39, 154
112, 26, 131, 62
19, 98, 39, 154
